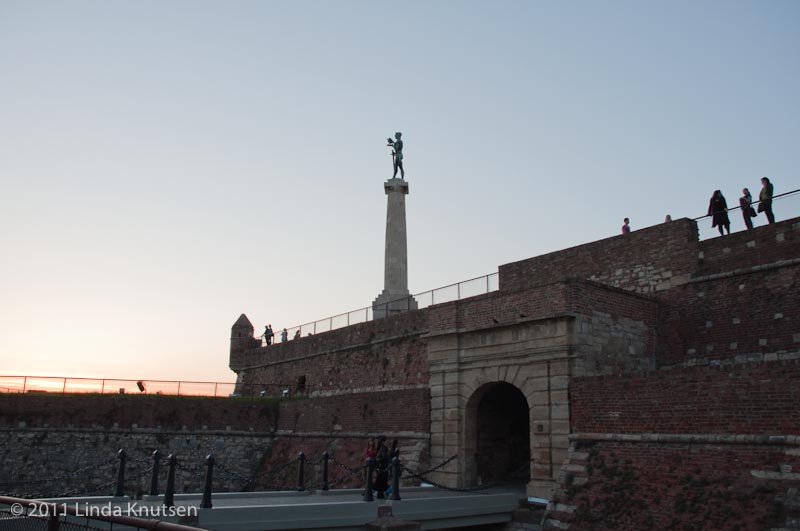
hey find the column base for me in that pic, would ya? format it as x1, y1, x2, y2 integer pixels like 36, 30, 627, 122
372, 290, 418, 319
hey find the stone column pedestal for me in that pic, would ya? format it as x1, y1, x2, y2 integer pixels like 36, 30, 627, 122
373, 178, 417, 318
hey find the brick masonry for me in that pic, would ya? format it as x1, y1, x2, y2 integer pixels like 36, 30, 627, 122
544, 439, 800, 531
570, 360, 800, 435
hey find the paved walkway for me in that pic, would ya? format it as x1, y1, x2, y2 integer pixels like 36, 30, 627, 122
48, 486, 527, 531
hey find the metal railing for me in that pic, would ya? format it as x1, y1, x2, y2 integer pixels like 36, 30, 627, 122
0, 376, 310, 398
692, 187, 799, 221
272, 272, 499, 342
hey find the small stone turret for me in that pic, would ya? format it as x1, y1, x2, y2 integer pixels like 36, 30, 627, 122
230, 313, 257, 357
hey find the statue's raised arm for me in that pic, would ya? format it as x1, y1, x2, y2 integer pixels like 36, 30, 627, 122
386, 131, 405, 180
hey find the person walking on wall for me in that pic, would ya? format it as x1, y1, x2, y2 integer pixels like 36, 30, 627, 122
739, 188, 756, 230
621, 218, 631, 234
708, 190, 731, 236
264, 324, 274, 346
280, 328, 288, 342
758, 177, 775, 224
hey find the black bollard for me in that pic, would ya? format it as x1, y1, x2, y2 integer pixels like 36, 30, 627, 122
296, 452, 306, 492
321, 451, 330, 491
149, 450, 161, 496
363, 457, 375, 502
390, 456, 401, 500
114, 449, 126, 497
200, 454, 214, 509
164, 454, 177, 507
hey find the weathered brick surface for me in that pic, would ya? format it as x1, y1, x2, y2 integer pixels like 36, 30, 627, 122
0, 428, 274, 498
277, 388, 430, 434
499, 218, 699, 294
0, 391, 430, 497
0, 394, 278, 431
551, 441, 800, 531
570, 360, 800, 435
697, 217, 800, 275
234, 311, 429, 394
658, 264, 800, 366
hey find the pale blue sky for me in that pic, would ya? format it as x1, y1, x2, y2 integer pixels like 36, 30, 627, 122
1, 0, 798, 382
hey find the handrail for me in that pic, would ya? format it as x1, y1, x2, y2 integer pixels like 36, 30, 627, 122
274, 271, 499, 342
692, 187, 799, 221
0, 376, 308, 398
0, 495, 205, 530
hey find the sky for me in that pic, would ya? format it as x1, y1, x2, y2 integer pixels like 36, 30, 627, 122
1, 0, 798, 384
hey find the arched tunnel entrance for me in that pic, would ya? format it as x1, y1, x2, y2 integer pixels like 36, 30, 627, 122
470, 382, 530, 486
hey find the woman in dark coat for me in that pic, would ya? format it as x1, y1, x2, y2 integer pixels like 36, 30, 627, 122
708, 190, 730, 236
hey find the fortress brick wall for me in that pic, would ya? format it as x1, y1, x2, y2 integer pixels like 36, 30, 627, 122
657, 264, 800, 367
231, 310, 429, 394
570, 360, 800, 435
547, 440, 800, 531
498, 217, 700, 294
0, 390, 429, 497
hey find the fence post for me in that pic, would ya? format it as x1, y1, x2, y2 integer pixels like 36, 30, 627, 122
391, 457, 401, 500
164, 454, 177, 507
200, 454, 214, 509
114, 449, 126, 497
149, 450, 161, 495
363, 457, 375, 502
321, 451, 330, 491
297, 451, 306, 491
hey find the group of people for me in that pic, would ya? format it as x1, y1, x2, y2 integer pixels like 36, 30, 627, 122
708, 177, 776, 236
365, 436, 400, 499
262, 325, 290, 345
621, 177, 777, 236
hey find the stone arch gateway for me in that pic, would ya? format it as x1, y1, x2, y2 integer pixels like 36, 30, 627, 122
426, 316, 573, 498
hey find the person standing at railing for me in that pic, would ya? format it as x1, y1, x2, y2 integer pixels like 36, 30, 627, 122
293, 329, 301, 340
264, 324, 274, 346
739, 188, 756, 230
758, 177, 775, 224
708, 190, 731, 236
281, 328, 288, 342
